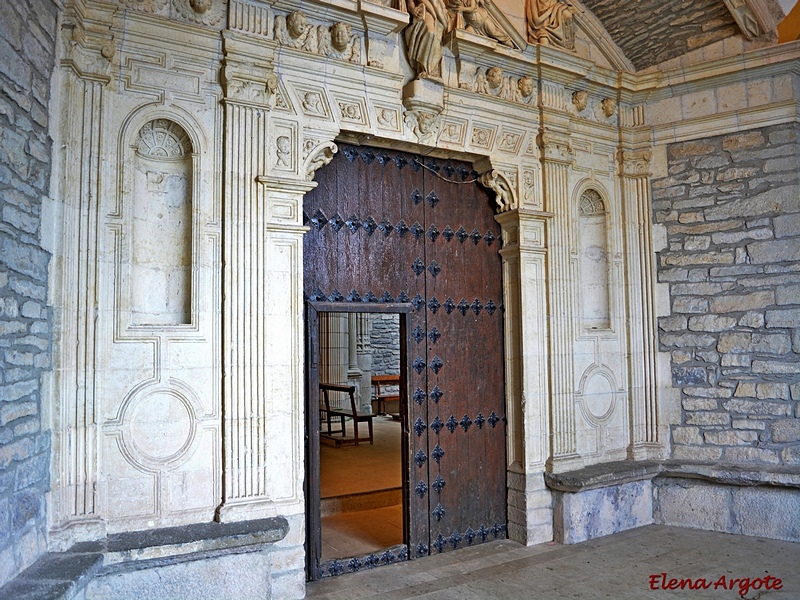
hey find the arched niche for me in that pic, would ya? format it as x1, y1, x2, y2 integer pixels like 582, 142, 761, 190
578, 188, 610, 330
130, 118, 194, 326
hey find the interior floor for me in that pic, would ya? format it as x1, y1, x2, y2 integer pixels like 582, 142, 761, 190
320, 415, 403, 561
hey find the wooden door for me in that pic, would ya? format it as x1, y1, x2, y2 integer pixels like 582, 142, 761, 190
303, 145, 506, 578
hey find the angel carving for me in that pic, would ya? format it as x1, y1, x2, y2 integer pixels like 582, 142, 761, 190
275, 10, 319, 53
319, 22, 362, 63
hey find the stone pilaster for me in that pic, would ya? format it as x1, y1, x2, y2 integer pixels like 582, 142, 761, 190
538, 131, 581, 471
620, 149, 661, 458
49, 1, 115, 543
217, 30, 313, 522
496, 209, 553, 545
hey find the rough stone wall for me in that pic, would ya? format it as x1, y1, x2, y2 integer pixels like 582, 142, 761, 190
580, 0, 737, 69
653, 124, 800, 466
369, 314, 401, 376
0, 0, 58, 584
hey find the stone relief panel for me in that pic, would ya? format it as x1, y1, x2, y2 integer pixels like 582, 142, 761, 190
374, 104, 402, 132
274, 11, 365, 65
296, 87, 331, 120
274, 124, 297, 171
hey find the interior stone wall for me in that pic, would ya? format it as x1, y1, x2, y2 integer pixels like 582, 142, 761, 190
369, 314, 400, 376
652, 124, 800, 466
0, 0, 59, 584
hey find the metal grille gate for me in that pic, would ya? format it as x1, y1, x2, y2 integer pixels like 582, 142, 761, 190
303, 145, 506, 579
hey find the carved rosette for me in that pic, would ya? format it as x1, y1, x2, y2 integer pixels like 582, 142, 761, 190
303, 141, 338, 181
479, 169, 517, 213
620, 149, 652, 178
404, 110, 441, 143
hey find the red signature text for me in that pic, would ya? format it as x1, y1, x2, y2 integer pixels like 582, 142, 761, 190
649, 573, 783, 596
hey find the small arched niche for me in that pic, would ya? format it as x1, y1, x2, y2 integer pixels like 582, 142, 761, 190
131, 119, 193, 326
578, 188, 610, 330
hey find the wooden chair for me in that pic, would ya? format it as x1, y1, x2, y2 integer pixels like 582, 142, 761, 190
371, 374, 400, 416
319, 383, 374, 446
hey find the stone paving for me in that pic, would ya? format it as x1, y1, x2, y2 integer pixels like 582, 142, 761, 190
306, 525, 800, 599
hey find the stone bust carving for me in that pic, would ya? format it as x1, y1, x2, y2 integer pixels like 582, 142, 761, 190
320, 22, 361, 63
572, 90, 588, 112
403, 0, 450, 81
516, 76, 535, 104
525, 0, 574, 50
275, 10, 319, 53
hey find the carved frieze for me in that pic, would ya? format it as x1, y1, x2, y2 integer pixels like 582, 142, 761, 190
275, 11, 364, 65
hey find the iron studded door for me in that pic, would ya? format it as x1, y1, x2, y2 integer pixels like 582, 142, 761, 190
303, 145, 507, 564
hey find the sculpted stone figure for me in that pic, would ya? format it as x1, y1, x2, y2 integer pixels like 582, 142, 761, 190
320, 22, 362, 63
572, 90, 588, 112
515, 76, 535, 104
526, 0, 574, 49
446, 0, 513, 47
275, 10, 319, 53
476, 66, 510, 100
404, 0, 450, 80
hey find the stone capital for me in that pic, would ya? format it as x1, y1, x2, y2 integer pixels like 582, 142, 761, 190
619, 149, 652, 178
537, 131, 574, 164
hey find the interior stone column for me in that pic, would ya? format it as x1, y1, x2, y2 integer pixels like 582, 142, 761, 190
538, 131, 582, 471
497, 209, 554, 545
620, 148, 661, 458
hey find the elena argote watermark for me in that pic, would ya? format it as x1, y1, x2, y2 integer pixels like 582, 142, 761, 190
649, 573, 783, 596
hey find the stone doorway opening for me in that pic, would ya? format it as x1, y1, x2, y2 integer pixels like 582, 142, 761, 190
303, 144, 508, 580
